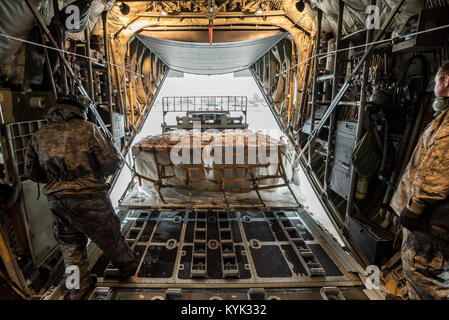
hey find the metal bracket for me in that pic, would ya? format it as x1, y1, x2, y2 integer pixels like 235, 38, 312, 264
166, 288, 183, 300
248, 288, 266, 300
320, 286, 346, 300
274, 211, 325, 277
218, 212, 240, 278
89, 287, 113, 300
103, 265, 120, 279
191, 212, 207, 278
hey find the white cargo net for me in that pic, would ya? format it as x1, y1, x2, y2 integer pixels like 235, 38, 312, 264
128, 128, 298, 207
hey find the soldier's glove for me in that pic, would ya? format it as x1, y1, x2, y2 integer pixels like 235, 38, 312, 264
399, 208, 422, 231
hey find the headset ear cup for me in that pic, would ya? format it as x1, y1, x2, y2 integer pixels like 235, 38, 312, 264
432, 97, 449, 113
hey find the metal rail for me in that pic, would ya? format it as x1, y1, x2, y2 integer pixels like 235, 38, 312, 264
190, 212, 207, 278
323, 0, 344, 191
218, 212, 239, 278
274, 212, 325, 277
345, 0, 377, 221
296, 0, 406, 163
162, 96, 248, 113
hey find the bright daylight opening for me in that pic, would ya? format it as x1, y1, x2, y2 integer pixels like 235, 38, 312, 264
110, 71, 342, 244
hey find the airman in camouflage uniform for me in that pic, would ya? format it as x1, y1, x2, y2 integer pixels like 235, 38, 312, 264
391, 63, 449, 300
25, 97, 137, 300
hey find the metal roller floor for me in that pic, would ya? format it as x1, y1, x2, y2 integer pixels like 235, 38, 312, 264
88, 209, 370, 300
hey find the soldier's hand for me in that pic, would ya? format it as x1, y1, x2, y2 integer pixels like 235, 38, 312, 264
399, 208, 422, 231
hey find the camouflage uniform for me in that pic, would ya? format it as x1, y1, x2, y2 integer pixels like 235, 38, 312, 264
25, 103, 137, 300
391, 109, 449, 300
401, 229, 449, 299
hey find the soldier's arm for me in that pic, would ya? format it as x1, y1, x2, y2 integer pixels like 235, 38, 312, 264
408, 136, 449, 215
90, 125, 121, 177
25, 137, 48, 183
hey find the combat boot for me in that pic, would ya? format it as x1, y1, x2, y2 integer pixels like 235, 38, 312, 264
118, 259, 139, 281
69, 273, 98, 300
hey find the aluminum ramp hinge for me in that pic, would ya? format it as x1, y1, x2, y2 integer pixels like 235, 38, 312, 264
166, 288, 183, 300
320, 287, 346, 300
248, 288, 266, 300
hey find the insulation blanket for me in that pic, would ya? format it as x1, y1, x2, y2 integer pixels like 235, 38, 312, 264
132, 129, 294, 194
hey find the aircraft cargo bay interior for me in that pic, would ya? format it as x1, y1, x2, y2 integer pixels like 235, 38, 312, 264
0, 0, 449, 302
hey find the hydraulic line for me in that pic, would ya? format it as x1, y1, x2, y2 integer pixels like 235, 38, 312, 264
376, 56, 429, 227
393, 55, 429, 114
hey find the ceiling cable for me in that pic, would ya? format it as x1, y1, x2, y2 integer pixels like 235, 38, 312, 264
2, 9, 447, 79
0, 32, 144, 78
276, 22, 449, 77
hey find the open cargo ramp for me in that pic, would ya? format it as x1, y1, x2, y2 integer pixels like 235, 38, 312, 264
82, 204, 373, 300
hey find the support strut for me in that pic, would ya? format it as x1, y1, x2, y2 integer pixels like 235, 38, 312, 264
295, 0, 406, 163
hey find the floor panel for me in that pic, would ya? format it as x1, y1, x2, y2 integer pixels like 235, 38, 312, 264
94, 209, 358, 286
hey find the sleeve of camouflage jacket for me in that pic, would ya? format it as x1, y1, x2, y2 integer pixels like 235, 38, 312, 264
90, 125, 121, 177
25, 136, 48, 183
407, 136, 449, 215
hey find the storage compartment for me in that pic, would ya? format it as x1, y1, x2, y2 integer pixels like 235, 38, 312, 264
329, 121, 357, 199
348, 214, 395, 266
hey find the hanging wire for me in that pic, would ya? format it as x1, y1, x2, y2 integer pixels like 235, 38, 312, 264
276, 23, 449, 77
0, 30, 142, 172
0, 32, 144, 78
3, 21, 448, 80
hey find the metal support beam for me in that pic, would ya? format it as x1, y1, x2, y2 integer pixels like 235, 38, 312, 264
323, 0, 344, 192
345, 0, 376, 222
308, 9, 322, 167
61, 34, 69, 95
296, 37, 314, 129
84, 27, 95, 101
287, 40, 295, 126
24, 0, 133, 171
296, 0, 406, 163
127, 39, 135, 125
102, 11, 114, 136
40, 31, 57, 101
113, 60, 128, 132
137, 11, 286, 18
